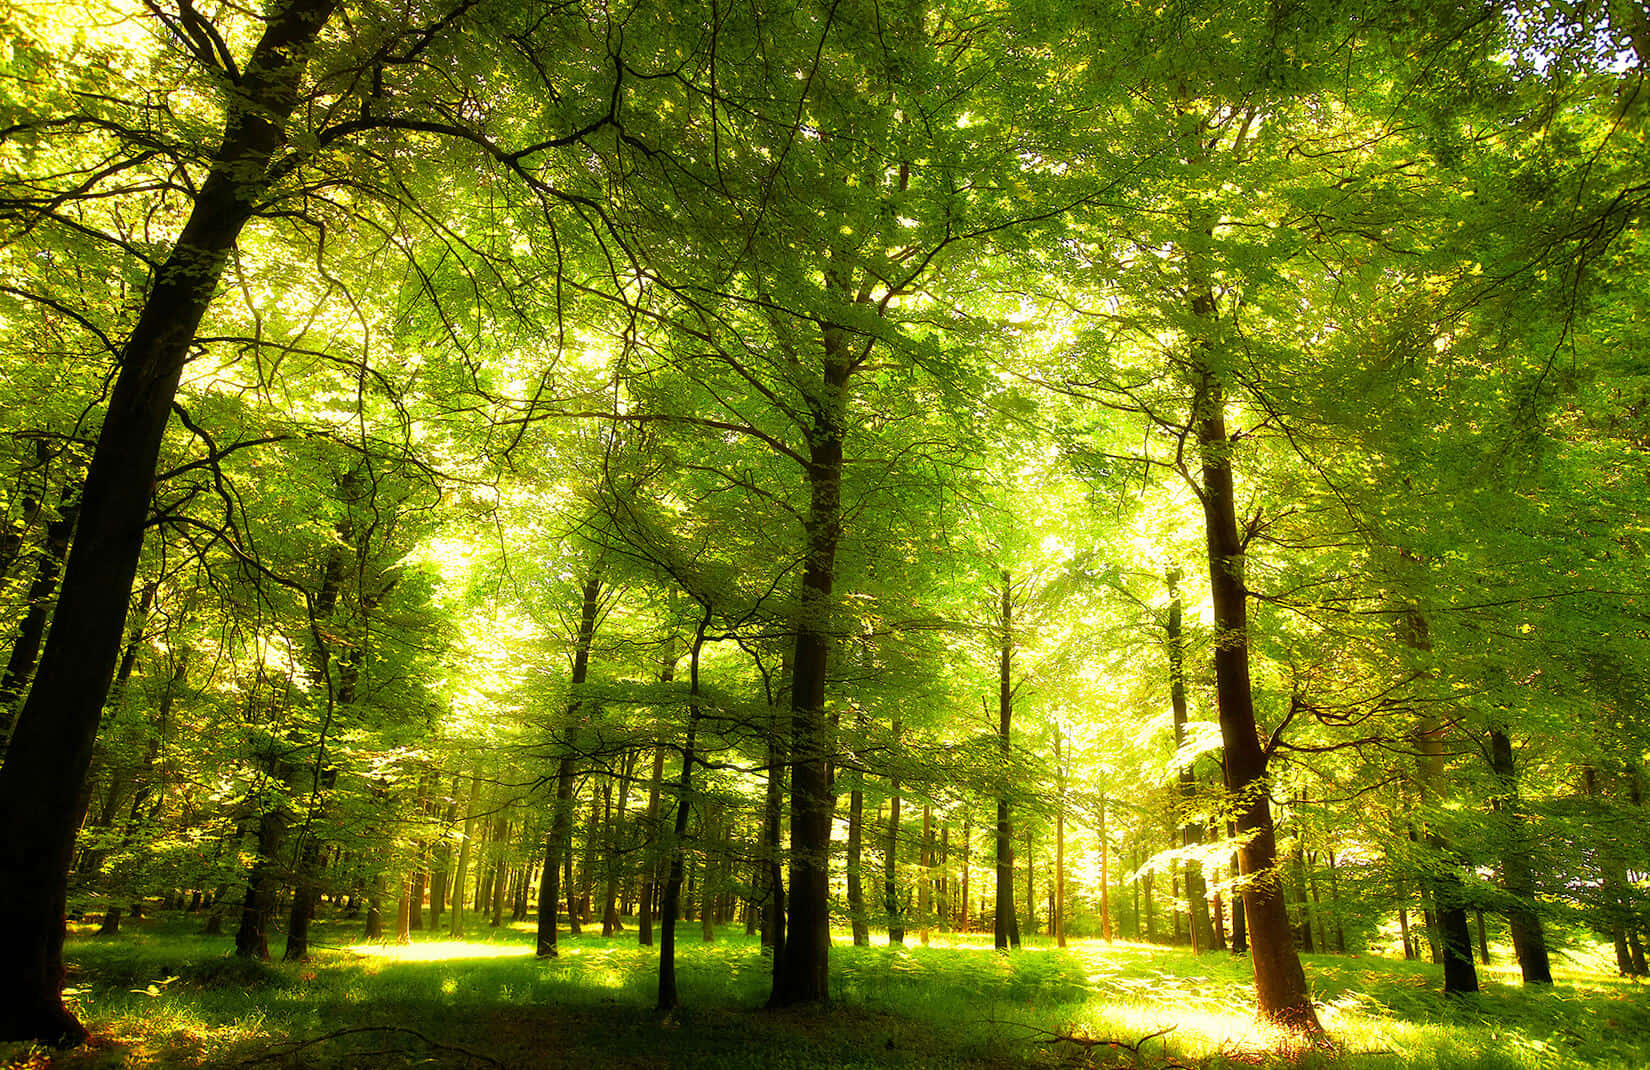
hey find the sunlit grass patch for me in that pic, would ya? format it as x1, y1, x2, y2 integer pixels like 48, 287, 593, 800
25, 914, 1650, 1069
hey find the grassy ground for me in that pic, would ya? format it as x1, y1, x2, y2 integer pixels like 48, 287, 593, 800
2, 914, 1645, 1069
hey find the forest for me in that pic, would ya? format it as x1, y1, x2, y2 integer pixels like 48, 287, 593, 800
0, 0, 1647, 1066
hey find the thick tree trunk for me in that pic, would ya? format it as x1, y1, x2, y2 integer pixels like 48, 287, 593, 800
1487, 726, 1552, 984
768, 345, 850, 1008
0, 0, 340, 1043
1192, 359, 1319, 1032
235, 804, 288, 961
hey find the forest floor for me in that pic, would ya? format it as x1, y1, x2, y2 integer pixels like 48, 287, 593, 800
2, 914, 1645, 1069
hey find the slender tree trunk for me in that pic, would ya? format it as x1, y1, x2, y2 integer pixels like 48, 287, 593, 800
1098, 796, 1111, 943
1054, 734, 1066, 949
995, 571, 1015, 952
886, 779, 903, 945
959, 813, 971, 932
536, 571, 603, 957
392, 875, 411, 944
638, 723, 668, 947
447, 775, 483, 938
658, 613, 708, 1011
846, 783, 869, 946
1165, 571, 1215, 953
1190, 353, 1319, 1031
0, 1, 340, 1043
768, 343, 851, 1008
759, 685, 787, 963
919, 806, 932, 946
430, 795, 457, 932
699, 804, 718, 943
0, 486, 80, 744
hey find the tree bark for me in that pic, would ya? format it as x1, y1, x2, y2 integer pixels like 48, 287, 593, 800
1487, 726, 1552, 984
768, 341, 851, 1008
0, 0, 340, 1043
447, 774, 483, 938
995, 571, 1016, 952
919, 806, 932, 946
1412, 703, 1478, 995
1191, 355, 1320, 1032
1055, 734, 1066, 949
1165, 571, 1216, 953
638, 689, 671, 947
658, 610, 708, 1010
846, 782, 869, 946
885, 779, 903, 945
536, 570, 603, 957
0, 486, 80, 747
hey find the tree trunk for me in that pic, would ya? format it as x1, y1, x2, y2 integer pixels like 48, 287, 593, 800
759, 684, 786, 962
1487, 726, 1551, 984
919, 806, 932, 946
1191, 356, 1319, 1032
235, 804, 288, 961
885, 780, 903, 945
1412, 703, 1478, 995
658, 612, 708, 1010
846, 783, 869, 946
0, 486, 81, 745
395, 877, 412, 945
638, 723, 668, 947
768, 343, 851, 1008
1098, 796, 1111, 943
1165, 571, 1216, 953
447, 775, 483, 938
1055, 733, 1066, 949
536, 570, 603, 957
995, 571, 1015, 952
0, 0, 340, 1043
959, 812, 970, 932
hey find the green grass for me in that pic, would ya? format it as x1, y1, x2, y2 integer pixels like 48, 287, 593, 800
3, 915, 1646, 1068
